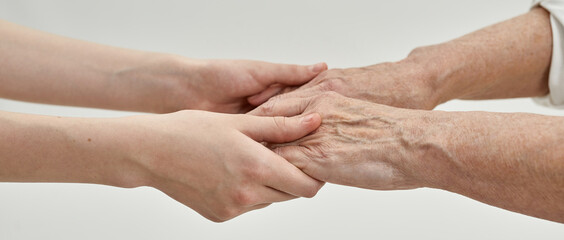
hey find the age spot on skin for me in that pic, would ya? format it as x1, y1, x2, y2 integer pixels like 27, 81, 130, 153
87, 138, 91, 142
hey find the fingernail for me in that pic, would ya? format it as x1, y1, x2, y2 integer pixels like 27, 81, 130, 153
309, 62, 326, 73
301, 114, 315, 124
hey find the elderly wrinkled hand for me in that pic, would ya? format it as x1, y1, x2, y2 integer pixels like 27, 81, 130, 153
270, 61, 440, 110
250, 92, 433, 190
250, 91, 564, 223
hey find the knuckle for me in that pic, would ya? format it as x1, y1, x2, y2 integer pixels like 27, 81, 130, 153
242, 162, 266, 180
207, 216, 226, 223
324, 90, 341, 98
241, 70, 256, 84
313, 143, 335, 164
231, 188, 257, 206
259, 96, 280, 115
311, 70, 329, 82
317, 68, 331, 75
271, 116, 288, 137
318, 78, 342, 92
272, 116, 287, 129
302, 183, 322, 198
317, 68, 339, 79
270, 92, 285, 102
213, 206, 240, 222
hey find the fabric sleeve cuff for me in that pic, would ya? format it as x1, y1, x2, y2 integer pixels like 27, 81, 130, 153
532, 0, 564, 108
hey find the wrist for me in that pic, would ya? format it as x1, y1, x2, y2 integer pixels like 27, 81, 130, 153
387, 109, 463, 189
385, 51, 449, 109
109, 53, 203, 113
407, 110, 502, 191
359, 105, 448, 188
0, 113, 148, 187
93, 117, 155, 188
153, 55, 207, 113
404, 43, 472, 106
59, 116, 152, 188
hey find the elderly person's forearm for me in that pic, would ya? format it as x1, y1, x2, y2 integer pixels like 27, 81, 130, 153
254, 93, 564, 223
270, 8, 552, 110
413, 110, 564, 223
406, 7, 552, 104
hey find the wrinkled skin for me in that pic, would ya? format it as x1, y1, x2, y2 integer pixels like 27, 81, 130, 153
250, 92, 434, 190
271, 61, 439, 110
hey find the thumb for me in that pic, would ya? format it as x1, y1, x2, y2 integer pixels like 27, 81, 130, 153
239, 113, 321, 143
247, 84, 284, 106
252, 62, 327, 87
248, 94, 313, 117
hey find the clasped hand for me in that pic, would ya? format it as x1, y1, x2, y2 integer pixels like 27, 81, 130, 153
120, 111, 323, 222
250, 92, 431, 190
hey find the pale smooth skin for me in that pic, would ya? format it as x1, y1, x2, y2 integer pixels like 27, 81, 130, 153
0, 110, 323, 222
0, 20, 327, 113
251, 8, 564, 223
0, 20, 328, 222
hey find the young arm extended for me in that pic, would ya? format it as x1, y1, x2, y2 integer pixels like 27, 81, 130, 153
0, 20, 326, 113
0, 110, 323, 222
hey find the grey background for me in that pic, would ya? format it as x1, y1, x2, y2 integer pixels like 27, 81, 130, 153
0, 0, 563, 239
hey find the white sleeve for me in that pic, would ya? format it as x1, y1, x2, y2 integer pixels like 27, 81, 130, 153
532, 0, 564, 108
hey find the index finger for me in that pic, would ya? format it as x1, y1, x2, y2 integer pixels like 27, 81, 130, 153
263, 150, 323, 198
242, 136, 323, 198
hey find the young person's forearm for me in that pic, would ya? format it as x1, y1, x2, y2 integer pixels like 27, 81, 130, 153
404, 7, 552, 104
0, 111, 142, 187
0, 109, 324, 222
420, 111, 564, 222
0, 20, 191, 113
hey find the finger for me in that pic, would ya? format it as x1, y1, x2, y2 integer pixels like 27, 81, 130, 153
236, 135, 323, 198
248, 95, 313, 117
231, 185, 297, 209
252, 62, 327, 86
244, 203, 271, 213
279, 86, 299, 95
246, 84, 305, 108
264, 153, 323, 198
285, 83, 327, 98
238, 113, 321, 143
247, 84, 283, 106
255, 186, 298, 205
258, 147, 323, 198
